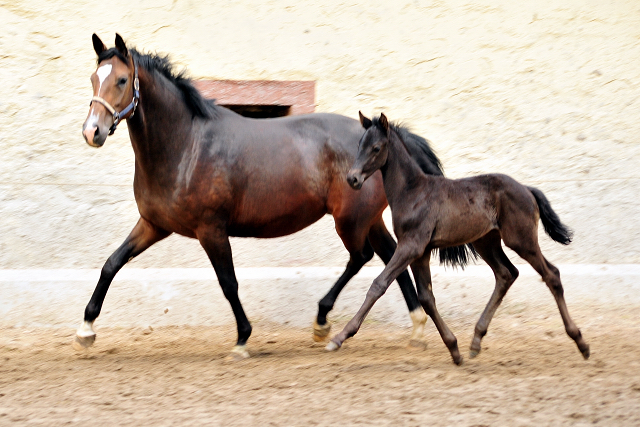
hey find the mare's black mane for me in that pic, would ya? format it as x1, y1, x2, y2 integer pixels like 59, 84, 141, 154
97, 47, 217, 120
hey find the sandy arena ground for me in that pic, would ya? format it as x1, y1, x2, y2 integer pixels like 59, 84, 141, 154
1, 303, 639, 426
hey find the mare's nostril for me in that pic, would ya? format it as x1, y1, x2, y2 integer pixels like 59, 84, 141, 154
94, 127, 100, 137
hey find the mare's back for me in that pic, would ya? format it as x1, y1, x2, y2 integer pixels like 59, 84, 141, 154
203, 109, 363, 159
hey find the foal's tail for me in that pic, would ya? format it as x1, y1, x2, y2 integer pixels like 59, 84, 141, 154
527, 186, 573, 245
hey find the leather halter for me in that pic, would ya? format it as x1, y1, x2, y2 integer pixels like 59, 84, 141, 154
90, 58, 140, 135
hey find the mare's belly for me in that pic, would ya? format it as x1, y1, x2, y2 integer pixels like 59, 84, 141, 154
228, 192, 327, 238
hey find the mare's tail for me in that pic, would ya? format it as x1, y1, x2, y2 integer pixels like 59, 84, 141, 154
437, 244, 479, 269
527, 186, 573, 245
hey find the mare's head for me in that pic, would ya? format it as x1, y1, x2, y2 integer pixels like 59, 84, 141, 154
347, 112, 392, 190
82, 33, 137, 147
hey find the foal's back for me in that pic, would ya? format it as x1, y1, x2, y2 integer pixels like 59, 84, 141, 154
415, 173, 539, 248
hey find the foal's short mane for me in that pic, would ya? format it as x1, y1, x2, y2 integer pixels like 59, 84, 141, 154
371, 116, 444, 176
371, 115, 479, 267
97, 47, 217, 120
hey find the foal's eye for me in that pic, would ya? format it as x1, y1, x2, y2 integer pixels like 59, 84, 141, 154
117, 77, 128, 86
372, 145, 381, 153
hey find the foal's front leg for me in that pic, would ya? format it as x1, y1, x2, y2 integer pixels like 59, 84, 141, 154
325, 240, 422, 351
411, 253, 462, 365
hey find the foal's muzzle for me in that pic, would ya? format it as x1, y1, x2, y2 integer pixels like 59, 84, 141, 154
347, 169, 364, 190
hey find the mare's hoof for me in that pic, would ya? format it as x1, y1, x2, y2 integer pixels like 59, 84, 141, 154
469, 348, 480, 359
226, 345, 250, 361
581, 345, 591, 360
408, 339, 427, 350
325, 341, 341, 352
72, 334, 96, 351
312, 320, 332, 342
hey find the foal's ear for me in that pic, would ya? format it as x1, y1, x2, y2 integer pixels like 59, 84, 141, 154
114, 33, 129, 57
379, 113, 390, 134
92, 33, 107, 57
359, 111, 372, 129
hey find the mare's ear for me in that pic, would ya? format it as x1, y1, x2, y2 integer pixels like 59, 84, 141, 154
92, 33, 107, 57
379, 113, 390, 135
359, 111, 372, 129
114, 33, 128, 57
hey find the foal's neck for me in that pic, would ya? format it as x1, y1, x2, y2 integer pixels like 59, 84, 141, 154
381, 129, 431, 207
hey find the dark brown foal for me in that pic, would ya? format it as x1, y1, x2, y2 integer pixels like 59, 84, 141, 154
326, 112, 589, 365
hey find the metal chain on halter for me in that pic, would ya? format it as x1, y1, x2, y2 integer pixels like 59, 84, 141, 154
90, 58, 140, 135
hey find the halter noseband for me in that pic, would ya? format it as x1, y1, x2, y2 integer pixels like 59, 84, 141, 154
90, 58, 140, 135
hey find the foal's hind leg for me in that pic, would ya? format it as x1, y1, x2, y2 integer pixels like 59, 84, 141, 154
73, 217, 170, 350
506, 238, 590, 359
468, 232, 519, 358
368, 219, 427, 348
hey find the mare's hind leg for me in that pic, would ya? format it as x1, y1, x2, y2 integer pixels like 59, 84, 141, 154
505, 236, 590, 359
197, 227, 252, 360
368, 219, 427, 348
73, 217, 171, 350
468, 231, 519, 358
314, 240, 374, 341
411, 252, 462, 365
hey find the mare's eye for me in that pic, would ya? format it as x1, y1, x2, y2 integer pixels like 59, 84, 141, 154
372, 145, 381, 153
117, 77, 128, 86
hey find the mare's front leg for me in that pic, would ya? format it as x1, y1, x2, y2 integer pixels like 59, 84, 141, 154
73, 217, 170, 350
325, 240, 423, 351
197, 227, 252, 360
411, 252, 462, 365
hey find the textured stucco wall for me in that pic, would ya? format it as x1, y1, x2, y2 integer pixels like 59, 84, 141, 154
1, 0, 639, 275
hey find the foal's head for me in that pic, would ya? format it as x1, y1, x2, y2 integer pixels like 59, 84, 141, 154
82, 34, 137, 147
347, 112, 391, 190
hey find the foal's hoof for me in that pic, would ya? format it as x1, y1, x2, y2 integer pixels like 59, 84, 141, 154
325, 340, 341, 352
312, 320, 332, 342
452, 354, 464, 366
408, 339, 427, 350
469, 348, 480, 359
581, 344, 591, 360
72, 334, 96, 351
226, 345, 250, 361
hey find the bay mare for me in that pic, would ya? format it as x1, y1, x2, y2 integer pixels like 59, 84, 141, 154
76, 34, 473, 358
327, 113, 589, 365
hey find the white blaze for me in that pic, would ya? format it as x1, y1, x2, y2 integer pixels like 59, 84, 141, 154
96, 64, 112, 91
87, 64, 114, 127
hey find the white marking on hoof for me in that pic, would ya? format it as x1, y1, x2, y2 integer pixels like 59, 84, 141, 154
408, 339, 427, 350
77, 320, 96, 337
325, 341, 341, 352
312, 320, 332, 342
409, 308, 427, 342
73, 334, 96, 351
226, 345, 250, 361
73, 321, 96, 350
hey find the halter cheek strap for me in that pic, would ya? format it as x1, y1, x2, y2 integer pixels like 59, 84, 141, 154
90, 59, 140, 136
